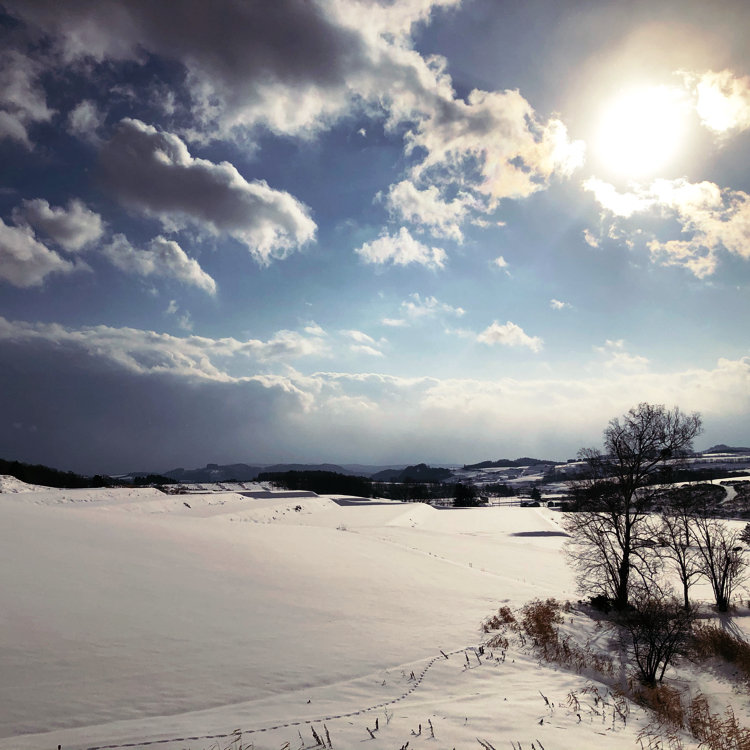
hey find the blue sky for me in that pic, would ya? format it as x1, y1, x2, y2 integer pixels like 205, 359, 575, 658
1, 0, 749, 474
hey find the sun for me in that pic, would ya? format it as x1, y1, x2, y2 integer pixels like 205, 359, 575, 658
593, 85, 689, 179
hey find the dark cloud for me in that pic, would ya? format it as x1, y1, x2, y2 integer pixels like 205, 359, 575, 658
0, 218, 77, 287
5, 0, 367, 135
0, 49, 53, 147
8, 0, 360, 84
0, 338, 304, 474
98, 118, 316, 263
13, 198, 104, 251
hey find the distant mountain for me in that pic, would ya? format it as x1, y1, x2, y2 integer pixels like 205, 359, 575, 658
340, 463, 408, 476
463, 457, 558, 470
163, 463, 264, 482
702, 444, 750, 454
162, 462, 373, 483
371, 463, 453, 483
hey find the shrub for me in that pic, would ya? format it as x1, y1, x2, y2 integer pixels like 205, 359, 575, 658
617, 596, 695, 686
520, 598, 564, 648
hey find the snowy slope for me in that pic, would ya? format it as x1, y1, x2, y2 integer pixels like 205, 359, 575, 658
0, 487, 747, 750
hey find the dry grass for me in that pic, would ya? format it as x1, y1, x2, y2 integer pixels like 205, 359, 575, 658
688, 694, 750, 750
483, 600, 750, 749
482, 605, 518, 632
634, 683, 685, 730
690, 622, 750, 681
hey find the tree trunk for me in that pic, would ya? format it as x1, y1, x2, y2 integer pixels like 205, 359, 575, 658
615, 552, 630, 610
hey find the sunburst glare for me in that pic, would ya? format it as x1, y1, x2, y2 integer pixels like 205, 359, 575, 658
594, 85, 690, 179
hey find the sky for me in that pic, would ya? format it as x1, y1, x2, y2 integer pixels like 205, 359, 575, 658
1, 0, 749, 474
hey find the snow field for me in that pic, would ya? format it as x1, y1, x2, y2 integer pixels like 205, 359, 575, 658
1, 480, 748, 749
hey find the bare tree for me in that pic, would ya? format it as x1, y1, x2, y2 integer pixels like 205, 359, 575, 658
692, 516, 748, 612
618, 594, 696, 686
564, 403, 702, 611
652, 487, 707, 610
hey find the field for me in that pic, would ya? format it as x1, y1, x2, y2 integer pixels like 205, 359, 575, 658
1, 480, 749, 750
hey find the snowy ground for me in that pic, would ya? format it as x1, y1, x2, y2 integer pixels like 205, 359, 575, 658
1, 479, 748, 750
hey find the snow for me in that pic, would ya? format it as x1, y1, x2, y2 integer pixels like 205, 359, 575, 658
0, 480, 748, 750
0, 474, 52, 493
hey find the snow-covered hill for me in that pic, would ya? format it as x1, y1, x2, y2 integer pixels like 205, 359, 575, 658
0, 485, 747, 750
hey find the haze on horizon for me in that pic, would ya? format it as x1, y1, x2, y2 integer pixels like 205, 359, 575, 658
1, 0, 749, 475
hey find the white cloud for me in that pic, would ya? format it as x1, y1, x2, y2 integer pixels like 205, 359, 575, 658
13, 198, 104, 252
0, 219, 77, 287
594, 339, 649, 374
340, 329, 387, 357
587, 176, 750, 277
406, 88, 585, 204
341, 329, 377, 345
582, 229, 599, 248
0, 50, 53, 147
303, 322, 327, 337
67, 99, 104, 143
165, 300, 193, 331
384, 180, 470, 241
350, 344, 385, 357
99, 118, 316, 264
382, 317, 409, 327
583, 177, 655, 218
355, 227, 446, 269
477, 320, 543, 352
492, 255, 511, 275
0, 316, 329, 380
400, 292, 464, 319
550, 299, 571, 310
688, 69, 750, 135
103, 235, 217, 294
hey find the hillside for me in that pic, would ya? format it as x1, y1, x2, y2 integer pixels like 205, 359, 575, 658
463, 456, 558, 469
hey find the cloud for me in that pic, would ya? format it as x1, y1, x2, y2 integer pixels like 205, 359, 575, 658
384, 180, 470, 241
165, 300, 193, 331
5, 0, 463, 141
341, 329, 377, 345
406, 88, 585, 203
350, 344, 385, 357
582, 229, 599, 248
550, 299, 571, 310
0, 50, 53, 147
355, 227, 446, 269
492, 255, 510, 274
477, 321, 543, 352
0, 317, 329, 381
593, 340, 649, 374
0, 316, 748, 471
13, 199, 104, 252
0, 219, 77, 287
586, 177, 750, 277
67, 99, 104, 143
583, 177, 655, 218
102, 234, 217, 294
98, 118, 316, 264
340, 329, 386, 357
400, 292, 465, 319
688, 69, 750, 135
6, 2, 581, 220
